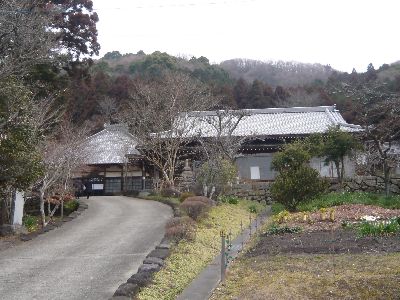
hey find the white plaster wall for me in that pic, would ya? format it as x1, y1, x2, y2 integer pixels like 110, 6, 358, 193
13, 191, 24, 225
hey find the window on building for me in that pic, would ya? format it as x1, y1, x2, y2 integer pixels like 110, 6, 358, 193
105, 178, 121, 193
250, 166, 260, 180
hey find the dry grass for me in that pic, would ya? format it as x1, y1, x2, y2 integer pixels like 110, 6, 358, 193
211, 253, 400, 300
137, 200, 265, 300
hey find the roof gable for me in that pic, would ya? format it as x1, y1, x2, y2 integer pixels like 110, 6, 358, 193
82, 124, 140, 165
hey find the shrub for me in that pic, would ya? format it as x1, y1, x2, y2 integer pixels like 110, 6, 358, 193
197, 158, 237, 197
271, 165, 328, 212
179, 192, 195, 203
161, 188, 181, 198
181, 196, 214, 220
165, 216, 196, 241
63, 199, 79, 215
23, 214, 38, 232
248, 204, 258, 213
218, 195, 240, 205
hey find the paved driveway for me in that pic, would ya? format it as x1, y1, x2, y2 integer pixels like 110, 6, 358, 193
0, 196, 172, 300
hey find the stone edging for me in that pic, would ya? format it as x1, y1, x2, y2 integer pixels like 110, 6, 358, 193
19, 200, 89, 242
110, 198, 177, 300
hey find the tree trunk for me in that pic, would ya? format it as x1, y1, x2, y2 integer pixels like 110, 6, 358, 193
334, 161, 342, 191
383, 160, 390, 197
39, 189, 46, 227
61, 200, 64, 219
340, 157, 345, 185
203, 184, 208, 197
0, 196, 8, 226
209, 186, 216, 200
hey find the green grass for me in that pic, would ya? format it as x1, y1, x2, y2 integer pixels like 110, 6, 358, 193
137, 199, 265, 300
358, 217, 400, 236
271, 202, 286, 215
297, 192, 400, 212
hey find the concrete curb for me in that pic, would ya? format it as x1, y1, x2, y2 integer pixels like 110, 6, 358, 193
176, 206, 272, 300
19, 200, 88, 242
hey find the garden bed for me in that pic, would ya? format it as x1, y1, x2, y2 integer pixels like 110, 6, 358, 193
277, 204, 400, 231
248, 228, 400, 256
256, 203, 400, 255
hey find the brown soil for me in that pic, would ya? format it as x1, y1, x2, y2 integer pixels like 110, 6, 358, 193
247, 229, 400, 257
247, 204, 400, 257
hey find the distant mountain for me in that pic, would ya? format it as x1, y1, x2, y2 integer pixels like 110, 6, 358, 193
220, 59, 336, 87
93, 51, 232, 87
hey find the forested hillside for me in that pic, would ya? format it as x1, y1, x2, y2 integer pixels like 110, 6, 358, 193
220, 59, 334, 87
63, 50, 400, 129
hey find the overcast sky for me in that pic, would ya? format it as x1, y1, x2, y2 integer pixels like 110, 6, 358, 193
92, 0, 400, 72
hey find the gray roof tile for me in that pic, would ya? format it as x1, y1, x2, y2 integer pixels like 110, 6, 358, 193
82, 124, 140, 165
178, 106, 362, 137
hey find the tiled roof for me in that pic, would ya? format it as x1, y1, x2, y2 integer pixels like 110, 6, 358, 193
82, 124, 140, 164
176, 106, 362, 138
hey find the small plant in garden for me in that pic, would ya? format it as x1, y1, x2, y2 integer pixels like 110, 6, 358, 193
23, 215, 38, 232
181, 196, 214, 220
302, 212, 310, 222
165, 216, 196, 241
248, 204, 258, 213
329, 208, 336, 222
267, 223, 302, 235
273, 210, 291, 224
358, 218, 400, 236
319, 207, 327, 221
64, 199, 79, 215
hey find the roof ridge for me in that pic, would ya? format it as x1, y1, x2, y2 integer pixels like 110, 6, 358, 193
186, 106, 335, 117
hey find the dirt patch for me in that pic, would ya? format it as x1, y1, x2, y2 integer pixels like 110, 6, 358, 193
247, 229, 400, 257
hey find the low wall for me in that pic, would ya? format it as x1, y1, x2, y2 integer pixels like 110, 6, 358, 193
226, 182, 273, 203
338, 176, 400, 194
226, 176, 400, 201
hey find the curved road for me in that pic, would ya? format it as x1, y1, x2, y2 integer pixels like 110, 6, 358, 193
0, 196, 172, 300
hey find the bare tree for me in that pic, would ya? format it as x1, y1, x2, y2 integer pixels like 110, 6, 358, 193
120, 72, 219, 188
35, 120, 89, 226
196, 109, 248, 198
331, 81, 400, 196
361, 99, 400, 196
0, 0, 56, 80
282, 89, 323, 107
97, 96, 118, 123
198, 109, 248, 161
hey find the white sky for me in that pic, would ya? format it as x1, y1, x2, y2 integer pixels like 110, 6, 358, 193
92, 0, 400, 72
